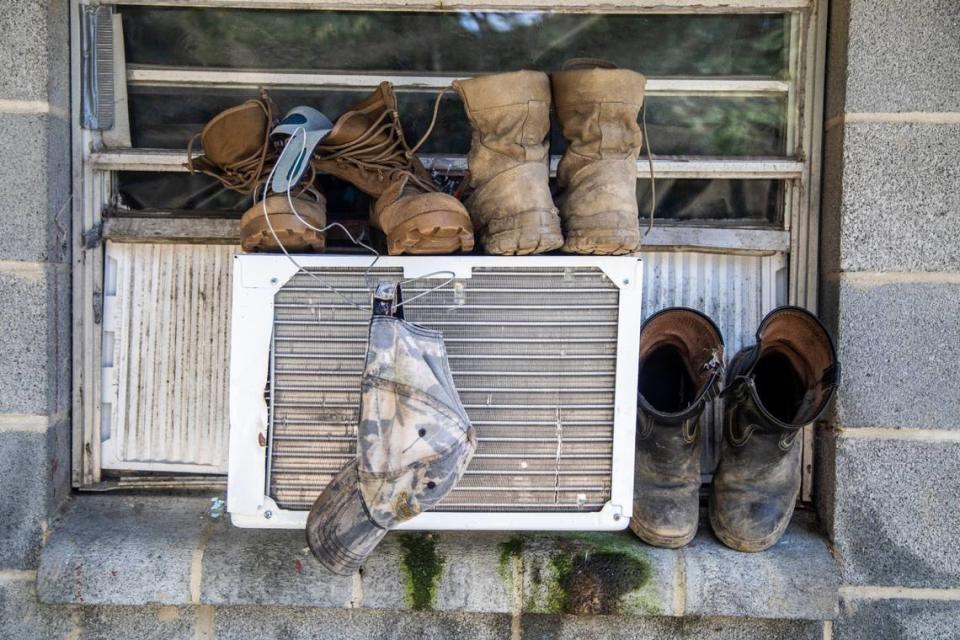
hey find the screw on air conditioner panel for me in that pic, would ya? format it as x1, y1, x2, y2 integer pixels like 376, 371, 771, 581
623, 278, 630, 285
270, 277, 279, 285
264, 510, 273, 519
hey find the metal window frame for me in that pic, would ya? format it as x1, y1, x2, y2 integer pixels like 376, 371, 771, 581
71, 0, 829, 496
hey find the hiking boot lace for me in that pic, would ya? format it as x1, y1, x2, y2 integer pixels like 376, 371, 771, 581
186, 90, 279, 195
313, 89, 451, 194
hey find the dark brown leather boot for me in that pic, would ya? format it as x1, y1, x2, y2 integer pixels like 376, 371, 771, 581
630, 308, 724, 548
709, 306, 839, 552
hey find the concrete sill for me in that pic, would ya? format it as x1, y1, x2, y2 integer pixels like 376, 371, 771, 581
36, 495, 838, 621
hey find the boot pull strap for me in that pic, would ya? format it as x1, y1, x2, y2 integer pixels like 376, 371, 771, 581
641, 105, 657, 235
408, 86, 453, 158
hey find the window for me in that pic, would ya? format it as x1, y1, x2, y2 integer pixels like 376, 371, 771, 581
71, 0, 826, 502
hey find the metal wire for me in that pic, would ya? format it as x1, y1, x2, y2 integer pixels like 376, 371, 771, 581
260, 124, 459, 311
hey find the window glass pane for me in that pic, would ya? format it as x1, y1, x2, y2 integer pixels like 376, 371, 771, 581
120, 7, 787, 77
115, 172, 781, 228
128, 87, 785, 157
638, 179, 782, 225
644, 97, 786, 156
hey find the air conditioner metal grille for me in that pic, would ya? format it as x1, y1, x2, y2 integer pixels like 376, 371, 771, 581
267, 266, 620, 513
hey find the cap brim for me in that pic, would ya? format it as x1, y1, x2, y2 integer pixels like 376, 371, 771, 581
305, 461, 388, 576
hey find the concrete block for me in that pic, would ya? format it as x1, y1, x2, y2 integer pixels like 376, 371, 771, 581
37, 496, 212, 605
0, 266, 70, 415
835, 597, 960, 640
0, 114, 71, 263
0, 420, 70, 569
0, 574, 74, 640
0, 2, 69, 107
200, 525, 354, 607
212, 608, 512, 640
844, 0, 960, 113
832, 436, 960, 587
76, 605, 199, 640
519, 532, 675, 617
834, 279, 960, 431
359, 534, 408, 610
38, 495, 838, 621
683, 511, 839, 620
433, 532, 511, 613
832, 124, 960, 273
521, 615, 823, 640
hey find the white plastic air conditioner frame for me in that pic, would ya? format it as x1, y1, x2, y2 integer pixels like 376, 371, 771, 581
228, 254, 642, 530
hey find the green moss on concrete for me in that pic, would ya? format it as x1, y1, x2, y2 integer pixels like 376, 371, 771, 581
524, 532, 663, 616
497, 536, 525, 582
397, 533, 444, 611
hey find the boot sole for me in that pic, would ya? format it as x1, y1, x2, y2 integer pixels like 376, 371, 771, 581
478, 209, 565, 256
385, 209, 475, 256
240, 210, 326, 253
707, 490, 798, 553
562, 227, 641, 256
629, 516, 697, 549
482, 225, 565, 256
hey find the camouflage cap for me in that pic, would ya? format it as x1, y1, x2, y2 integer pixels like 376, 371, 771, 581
307, 283, 476, 575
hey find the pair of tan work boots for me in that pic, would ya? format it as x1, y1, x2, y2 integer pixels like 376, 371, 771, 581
187, 85, 474, 255
187, 91, 328, 253
453, 62, 649, 255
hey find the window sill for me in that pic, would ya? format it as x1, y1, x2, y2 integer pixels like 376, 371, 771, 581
36, 495, 838, 621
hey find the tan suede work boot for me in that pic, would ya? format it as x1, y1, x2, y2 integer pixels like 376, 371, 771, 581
186, 91, 328, 252
551, 61, 646, 255
452, 71, 564, 255
311, 82, 474, 256
187, 92, 278, 194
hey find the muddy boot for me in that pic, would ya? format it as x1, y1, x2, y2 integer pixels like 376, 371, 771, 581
239, 192, 327, 253
710, 307, 839, 552
187, 92, 329, 252
452, 71, 563, 255
630, 308, 724, 548
311, 82, 473, 256
551, 61, 646, 255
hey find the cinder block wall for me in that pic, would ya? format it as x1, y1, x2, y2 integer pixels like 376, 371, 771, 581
818, 1, 960, 638
0, 0, 72, 573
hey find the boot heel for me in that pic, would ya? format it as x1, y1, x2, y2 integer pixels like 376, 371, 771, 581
240, 196, 327, 252
384, 208, 475, 256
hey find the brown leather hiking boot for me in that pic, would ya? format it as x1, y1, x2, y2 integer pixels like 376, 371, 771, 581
551, 62, 646, 255
710, 307, 839, 552
311, 82, 474, 256
631, 308, 724, 548
186, 91, 328, 252
452, 71, 564, 255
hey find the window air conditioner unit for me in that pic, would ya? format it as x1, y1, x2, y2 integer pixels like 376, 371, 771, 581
228, 255, 642, 530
